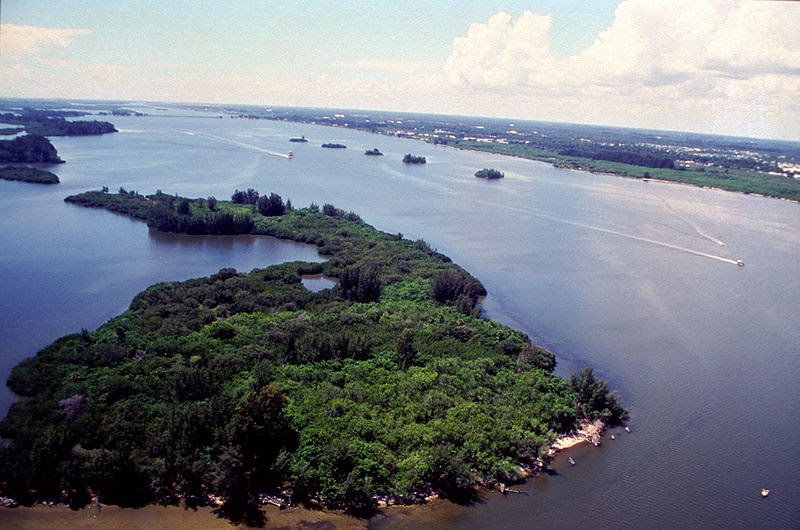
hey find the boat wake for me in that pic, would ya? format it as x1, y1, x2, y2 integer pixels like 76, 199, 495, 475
658, 197, 726, 247
481, 198, 744, 267
177, 130, 292, 158
536, 210, 742, 266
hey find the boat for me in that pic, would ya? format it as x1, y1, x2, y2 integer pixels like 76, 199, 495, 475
289, 135, 308, 143
625, 426, 631, 433
737, 260, 745, 267
761, 488, 770, 497
288, 151, 293, 159
568, 457, 576, 465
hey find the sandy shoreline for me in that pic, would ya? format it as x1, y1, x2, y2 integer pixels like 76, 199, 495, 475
549, 419, 605, 455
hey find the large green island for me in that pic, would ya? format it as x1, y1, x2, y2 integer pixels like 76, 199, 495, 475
0, 189, 624, 525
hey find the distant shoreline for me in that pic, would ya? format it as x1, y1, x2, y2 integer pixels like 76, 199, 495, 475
240, 108, 800, 203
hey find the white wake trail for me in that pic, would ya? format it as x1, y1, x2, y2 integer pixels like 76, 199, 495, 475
482, 199, 744, 267
525, 209, 741, 265
178, 130, 292, 158
657, 196, 726, 246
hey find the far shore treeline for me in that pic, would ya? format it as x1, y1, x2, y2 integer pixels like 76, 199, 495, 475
1, 188, 625, 524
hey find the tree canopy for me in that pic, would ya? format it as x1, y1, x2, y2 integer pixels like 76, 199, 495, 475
2, 189, 625, 520
0, 134, 63, 163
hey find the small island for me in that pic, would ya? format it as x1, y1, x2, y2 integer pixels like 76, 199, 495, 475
321, 143, 347, 149
475, 168, 505, 180
0, 167, 60, 184
289, 135, 309, 142
0, 110, 116, 136
0, 134, 64, 164
402, 153, 426, 164
365, 148, 383, 156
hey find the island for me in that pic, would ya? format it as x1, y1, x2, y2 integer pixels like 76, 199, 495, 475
0, 134, 64, 164
0, 167, 60, 184
475, 168, 505, 180
402, 153, 426, 164
321, 143, 347, 149
1, 188, 625, 524
228, 105, 800, 202
365, 148, 383, 156
0, 109, 116, 136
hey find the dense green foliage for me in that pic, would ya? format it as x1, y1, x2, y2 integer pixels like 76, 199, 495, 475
365, 148, 383, 156
558, 147, 675, 169
3, 190, 624, 519
0, 134, 63, 163
570, 368, 626, 424
402, 154, 427, 164
0, 167, 59, 184
231, 188, 260, 205
474, 168, 504, 180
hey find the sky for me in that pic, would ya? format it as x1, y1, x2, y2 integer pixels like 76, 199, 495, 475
1, 0, 799, 140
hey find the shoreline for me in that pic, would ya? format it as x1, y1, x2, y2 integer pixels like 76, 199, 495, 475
455, 145, 800, 204
256, 113, 799, 203
0, 422, 610, 528
548, 419, 606, 456
0, 503, 367, 529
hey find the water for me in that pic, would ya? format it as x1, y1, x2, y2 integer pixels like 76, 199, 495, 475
1, 109, 798, 528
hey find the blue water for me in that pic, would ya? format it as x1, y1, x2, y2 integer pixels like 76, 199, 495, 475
1, 108, 798, 528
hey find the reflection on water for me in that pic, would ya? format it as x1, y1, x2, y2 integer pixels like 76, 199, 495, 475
301, 274, 338, 292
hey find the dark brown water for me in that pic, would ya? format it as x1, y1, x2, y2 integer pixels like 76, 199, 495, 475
1, 109, 798, 528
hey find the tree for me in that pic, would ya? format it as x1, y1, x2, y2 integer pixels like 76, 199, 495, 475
257, 192, 285, 217
395, 328, 416, 369
402, 154, 426, 164
231, 188, 259, 205
474, 168, 504, 179
429, 271, 486, 313
570, 367, 627, 424
177, 199, 191, 215
338, 264, 382, 302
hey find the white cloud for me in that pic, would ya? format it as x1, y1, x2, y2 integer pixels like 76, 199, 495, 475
443, 1, 800, 138
0, 23, 91, 59
446, 11, 554, 88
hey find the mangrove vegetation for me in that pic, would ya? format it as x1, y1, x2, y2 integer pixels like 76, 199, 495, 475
474, 168, 505, 180
1, 189, 625, 522
0, 167, 60, 184
402, 154, 426, 164
0, 134, 64, 164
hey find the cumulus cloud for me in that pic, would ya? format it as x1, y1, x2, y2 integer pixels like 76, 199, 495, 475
1, 23, 91, 59
442, 1, 800, 138
447, 1, 800, 91
446, 11, 554, 88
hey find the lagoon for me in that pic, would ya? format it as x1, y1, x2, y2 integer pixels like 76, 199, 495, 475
1, 108, 798, 528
